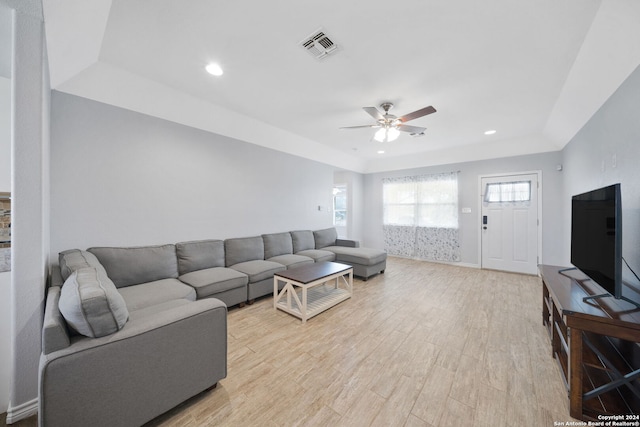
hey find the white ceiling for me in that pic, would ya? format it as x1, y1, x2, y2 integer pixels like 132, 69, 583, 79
42, 0, 640, 173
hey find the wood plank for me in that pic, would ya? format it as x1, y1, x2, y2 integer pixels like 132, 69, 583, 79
473, 385, 507, 427
371, 375, 423, 427
410, 365, 455, 425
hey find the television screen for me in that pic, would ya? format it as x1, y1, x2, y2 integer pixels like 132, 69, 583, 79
570, 183, 622, 298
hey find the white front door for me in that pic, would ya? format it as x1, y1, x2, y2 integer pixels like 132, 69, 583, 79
480, 173, 539, 275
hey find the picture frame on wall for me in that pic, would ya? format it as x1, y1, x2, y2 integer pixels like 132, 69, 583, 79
0, 192, 10, 272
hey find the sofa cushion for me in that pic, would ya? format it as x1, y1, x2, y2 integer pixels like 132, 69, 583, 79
225, 236, 264, 266
88, 244, 179, 288
324, 246, 387, 266
295, 249, 336, 263
126, 299, 192, 322
179, 267, 248, 299
290, 230, 315, 252
118, 278, 196, 311
262, 232, 294, 259
229, 260, 285, 283
314, 228, 338, 249
58, 267, 129, 338
176, 239, 225, 275
59, 249, 108, 282
268, 254, 314, 269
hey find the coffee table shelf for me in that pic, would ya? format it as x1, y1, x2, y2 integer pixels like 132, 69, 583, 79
274, 262, 353, 323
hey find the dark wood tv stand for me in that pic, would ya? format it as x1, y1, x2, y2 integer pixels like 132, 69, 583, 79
540, 265, 640, 420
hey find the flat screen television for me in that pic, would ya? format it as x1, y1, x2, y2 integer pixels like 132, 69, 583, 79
570, 183, 622, 299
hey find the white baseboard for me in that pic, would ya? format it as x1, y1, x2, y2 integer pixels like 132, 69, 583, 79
453, 261, 481, 269
6, 398, 38, 424
388, 255, 480, 269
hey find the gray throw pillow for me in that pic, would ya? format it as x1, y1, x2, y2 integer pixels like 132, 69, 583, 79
59, 267, 129, 338
59, 249, 107, 282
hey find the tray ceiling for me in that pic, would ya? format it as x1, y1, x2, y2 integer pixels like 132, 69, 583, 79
43, 0, 640, 173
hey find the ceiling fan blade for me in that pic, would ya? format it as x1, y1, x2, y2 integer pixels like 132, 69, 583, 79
363, 107, 385, 122
398, 106, 436, 123
340, 124, 381, 129
397, 124, 426, 134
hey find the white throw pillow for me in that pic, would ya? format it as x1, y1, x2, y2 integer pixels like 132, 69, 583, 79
59, 267, 129, 338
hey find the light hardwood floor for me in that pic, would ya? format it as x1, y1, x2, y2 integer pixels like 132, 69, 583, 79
140, 257, 577, 427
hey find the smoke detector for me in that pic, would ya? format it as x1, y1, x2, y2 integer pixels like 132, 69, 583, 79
300, 28, 338, 60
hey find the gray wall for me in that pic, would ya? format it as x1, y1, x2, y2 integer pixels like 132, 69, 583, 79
50, 91, 336, 257
362, 151, 564, 267
562, 63, 640, 292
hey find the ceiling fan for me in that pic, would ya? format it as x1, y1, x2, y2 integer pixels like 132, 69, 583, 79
340, 102, 436, 142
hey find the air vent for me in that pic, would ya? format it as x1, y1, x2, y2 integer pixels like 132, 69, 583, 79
300, 29, 338, 60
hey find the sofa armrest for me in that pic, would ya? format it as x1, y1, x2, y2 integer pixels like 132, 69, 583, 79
39, 298, 227, 427
42, 286, 71, 355
336, 239, 360, 248
50, 266, 64, 287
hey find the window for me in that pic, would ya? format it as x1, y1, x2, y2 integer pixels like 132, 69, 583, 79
484, 181, 531, 203
382, 172, 461, 262
383, 172, 459, 228
333, 184, 347, 227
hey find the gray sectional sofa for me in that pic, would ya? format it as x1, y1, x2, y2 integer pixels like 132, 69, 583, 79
40, 227, 385, 427
40, 248, 227, 427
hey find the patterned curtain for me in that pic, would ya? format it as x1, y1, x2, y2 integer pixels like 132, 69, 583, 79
382, 172, 461, 262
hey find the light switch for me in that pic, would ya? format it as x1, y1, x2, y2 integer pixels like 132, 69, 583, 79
462, 207, 472, 214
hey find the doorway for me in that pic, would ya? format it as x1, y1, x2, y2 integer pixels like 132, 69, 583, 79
480, 172, 541, 275
333, 184, 347, 238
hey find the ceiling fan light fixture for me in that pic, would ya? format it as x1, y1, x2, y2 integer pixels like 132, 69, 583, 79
374, 126, 400, 142
205, 63, 224, 77
342, 102, 435, 143
387, 127, 400, 141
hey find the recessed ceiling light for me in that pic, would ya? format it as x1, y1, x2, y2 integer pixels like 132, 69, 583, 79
484, 129, 497, 135
205, 63, 223, 77
377, 150, 385, 154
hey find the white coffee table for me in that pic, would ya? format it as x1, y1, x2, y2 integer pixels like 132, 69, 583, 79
273, 261, 353, 323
